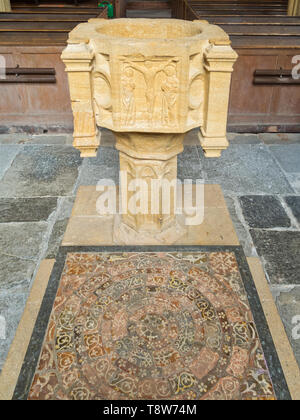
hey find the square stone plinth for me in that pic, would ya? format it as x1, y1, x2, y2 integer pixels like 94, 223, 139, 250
62, 184, 239, 246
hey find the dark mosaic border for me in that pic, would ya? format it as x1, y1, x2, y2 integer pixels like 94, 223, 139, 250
13, 245, 291, 400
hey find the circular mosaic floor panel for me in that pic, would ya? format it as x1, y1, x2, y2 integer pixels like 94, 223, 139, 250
28, 252, 275, 400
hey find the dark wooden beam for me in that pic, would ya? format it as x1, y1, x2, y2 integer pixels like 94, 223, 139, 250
126, 1, 171, 10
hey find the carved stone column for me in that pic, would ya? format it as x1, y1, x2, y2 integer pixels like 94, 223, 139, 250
115, 132, 184, 237
61, 43, 100, 157
199, 41, 238, 157
0, 0, 11, 12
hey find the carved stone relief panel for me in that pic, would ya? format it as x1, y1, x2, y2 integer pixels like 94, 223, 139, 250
117, 55, 180, 131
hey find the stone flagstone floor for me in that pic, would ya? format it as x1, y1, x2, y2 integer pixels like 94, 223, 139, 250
0, 129, 299, 374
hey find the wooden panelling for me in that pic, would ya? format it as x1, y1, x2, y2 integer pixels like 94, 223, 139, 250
229, 49, 300, 130
126, 1, 170, 10
0, 6, 107, 44
172, 0, 300, 131
114, 0, 172, 16
229, 53, 279, 115
115, 0, 127, 17
1, 2, 299, 131
270, 53, 300, 114
229, 49, 300, 124
0, 6, 109, 129
0, 46, 73, 128
228, 49, 299, 130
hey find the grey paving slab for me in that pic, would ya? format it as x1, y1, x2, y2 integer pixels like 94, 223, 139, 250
269, 144, 300, 173
239, 195, 291, 228
178, 146, 203, 181
228, 133, 261, 144
286, 173, 300, 193
183, 129, 200, 146
224, 195, 255, 257
100, 129, 116, 148
259, 133, 300, 145
285, 196, 300, 224
199, 144, 293, 194
183, 130, 260, 147
78, 146, 119, 186
271, 285, 300, 367
24, 135, 72, 145
45, 196, 75, 259
0, 145, 82, 197
0, 287, 28, 371
0, 222, 48, 261
250, 230, 300, 285
0, 134, 31, 145
0, 134, 73, 146
0, 197, 57, 223
0, 254, 36, 291
0, 145, 20, 180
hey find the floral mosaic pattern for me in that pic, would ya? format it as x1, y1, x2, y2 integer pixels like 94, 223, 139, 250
28, 252, 276, 400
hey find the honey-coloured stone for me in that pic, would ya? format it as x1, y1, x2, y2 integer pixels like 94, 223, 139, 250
0, 0, 11, 12
62, 19, 237, 240
62, 18, 237, 156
